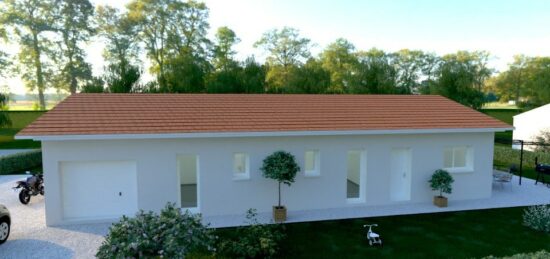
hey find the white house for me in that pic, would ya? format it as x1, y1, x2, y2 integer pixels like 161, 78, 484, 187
513, 103, 550, 150
16, 94, 511, 226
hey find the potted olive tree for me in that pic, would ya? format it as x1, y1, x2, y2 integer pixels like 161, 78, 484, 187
429, 169, 454, 207
261, 151, 300, 222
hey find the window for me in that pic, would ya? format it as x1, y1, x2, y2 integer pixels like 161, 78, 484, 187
443, 146, 473, 172
347, 150, 366, 202
304, 150, 320, 176
177, 155, 198, 211
233, 153, 250, 179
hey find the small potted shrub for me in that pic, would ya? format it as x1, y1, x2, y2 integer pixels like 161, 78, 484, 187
261, 151, 300, 222
429, 169, 454, 207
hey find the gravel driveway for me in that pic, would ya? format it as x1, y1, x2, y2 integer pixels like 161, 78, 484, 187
0, 175, 110, 259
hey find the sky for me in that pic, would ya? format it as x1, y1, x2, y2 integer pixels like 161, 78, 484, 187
3, 0, 550, 95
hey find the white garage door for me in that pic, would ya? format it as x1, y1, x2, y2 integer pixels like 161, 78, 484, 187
60, 161, 138, 221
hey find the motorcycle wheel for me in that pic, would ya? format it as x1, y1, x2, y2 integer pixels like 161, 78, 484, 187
19, 190, 31, 205
39, 186, 44, 196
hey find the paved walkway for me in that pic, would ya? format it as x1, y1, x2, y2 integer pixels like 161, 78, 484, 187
204, 175, 550, 228
0, 175, 109, 259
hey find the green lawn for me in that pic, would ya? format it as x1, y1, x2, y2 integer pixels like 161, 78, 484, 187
275, 207, 549, 259
481, 108, 521, 143
0, 111, 44, 149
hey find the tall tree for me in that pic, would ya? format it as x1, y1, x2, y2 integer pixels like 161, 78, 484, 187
96, 5, 141, 93
128, 0, 211, 90
254, 27, 311, 68
163, 53, 206, 93
507, 55, 529, 103
240, 57, 265, 93
205, 63, 242, 93
319, 38, 358, 93
54, 0, 94, 94
427, 51, 492, 109
205, 26, 242, 93
1, 0, 57, 109
212, 26, 239, 71
353, 48, 398, 94
0, 27, 10, 76
392, 49, 427, 94
167, 0, 210, 57
287, 58, 331, 94
0, 51, 9, 76
255, 27, 311, 91
523, 57, 550, 106
127, 0, 172, 87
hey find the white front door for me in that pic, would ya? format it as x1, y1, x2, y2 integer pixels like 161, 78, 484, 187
390, 148, 412, 201
60, 161, 138, 221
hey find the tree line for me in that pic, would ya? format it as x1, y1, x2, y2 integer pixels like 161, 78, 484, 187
1, 0, 549, 110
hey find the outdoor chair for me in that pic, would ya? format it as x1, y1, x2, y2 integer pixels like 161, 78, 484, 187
493, 167, 513, 191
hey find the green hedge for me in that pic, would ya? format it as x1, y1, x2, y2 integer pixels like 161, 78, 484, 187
0, 149, 42, 175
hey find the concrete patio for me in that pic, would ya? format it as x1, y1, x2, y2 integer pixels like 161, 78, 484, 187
204, 174, 550, 228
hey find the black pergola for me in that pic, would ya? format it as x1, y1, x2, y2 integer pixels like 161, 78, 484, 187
510, 139, 550, 185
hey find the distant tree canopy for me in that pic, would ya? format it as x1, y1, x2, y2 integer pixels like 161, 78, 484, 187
2, 0, 550, 110
486, 55, 550, 107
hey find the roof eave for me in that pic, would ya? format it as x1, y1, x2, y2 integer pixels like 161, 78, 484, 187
15, 127, 514, 142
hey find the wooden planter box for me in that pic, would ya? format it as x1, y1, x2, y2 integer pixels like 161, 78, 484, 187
273, 206, 287, 222
433, 196, 448, 207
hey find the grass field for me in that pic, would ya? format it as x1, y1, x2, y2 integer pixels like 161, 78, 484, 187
481, 108, 522, 143
7, 100, 58, 111
0, 111, 44, 149
276, 207, 549, 258
482, 102, 519, 109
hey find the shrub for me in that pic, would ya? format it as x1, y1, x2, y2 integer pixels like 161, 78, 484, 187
535, 130, 550, 153
0, 149, 42, 175
96, 203, 216, 258
483, 250, 550, 259
428, 169, 454, 197
261, 151, 300, 207
217, 209, 285, 258
523, 205, 550, 233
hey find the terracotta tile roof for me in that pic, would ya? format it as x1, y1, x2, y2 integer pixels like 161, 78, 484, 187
16, 94, 511, 137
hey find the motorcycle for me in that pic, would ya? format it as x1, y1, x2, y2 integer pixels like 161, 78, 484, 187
13, 173, 44, 205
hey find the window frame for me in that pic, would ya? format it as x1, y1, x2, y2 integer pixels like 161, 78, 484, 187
346, 149, 367, 203
232, 152, 250, 180
176, 154, 200, 213
304, 150, 321, 177
443, 146, 474, 173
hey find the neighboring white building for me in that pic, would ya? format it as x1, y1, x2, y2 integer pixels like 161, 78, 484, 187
16, 94, 511, 226
513, 103, 550, 151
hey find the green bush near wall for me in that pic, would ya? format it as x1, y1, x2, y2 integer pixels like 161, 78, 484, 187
0, 149, 42, 175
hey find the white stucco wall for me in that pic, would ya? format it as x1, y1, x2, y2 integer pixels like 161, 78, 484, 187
513, 103, 550, 151
42, 132, 495, 226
